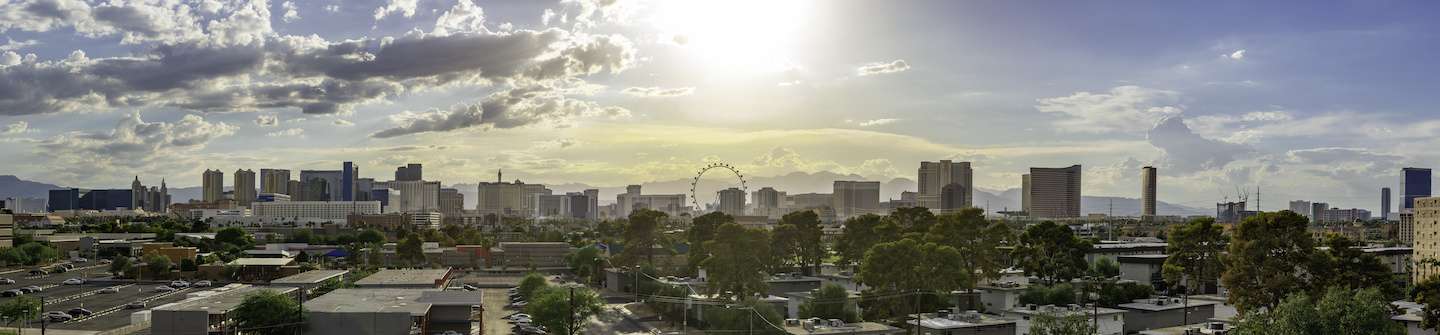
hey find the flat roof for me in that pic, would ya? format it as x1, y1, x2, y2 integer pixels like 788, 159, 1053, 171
1091, 242, 1168, 250
271, 270, 349, 285
228, 257, 295, 266
785, 322, 902, 334
304, 289, 481, 316
156, 285, 297, 314
907, 317, 1015, 330
354, 269, 451, 287
1007, 305, 1126, 316
1118, 298, 1218, 312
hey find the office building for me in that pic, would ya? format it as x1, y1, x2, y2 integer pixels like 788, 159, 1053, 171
341, 162, 358, 201
234, 169, 256, 207
354, 178, 377, 201
477, 177, 551, 217
377, 180, 442, 213
252, 201, 383, 222
1025, 165, 1082, 218
616, 185, 688, 218
940, 183, 968, 213
1401, 212, 1416, 245
287, 180, 302, 199
1141, 166, 1157, 217
1, 197, 44, 214
438, 188, 464, 218
299, 170, 343, 201
583, 189, 599, 220
534, 192, 593, 220
753, 187, 782, 210
1317, 208, 1372, 224
1383, 187, 1393, 221
1311, 202, 1329, 224
1021, 174, 1031, 213
833, 181, 880, 219
202, 169, 224, 203
151, 285, 299, 335
1403, 168, 1432, 212
260, 169, 291, 195
1288, 200, 1312, 219
718, 187, 747, 216
1412, 197, 1440, 283
918, 160, 973, 210
395, 163, 423, 181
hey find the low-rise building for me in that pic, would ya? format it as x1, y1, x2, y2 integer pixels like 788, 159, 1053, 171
1004, 304, 1125, 335
225, 257, 296, 281
1116, 297, 1217, 334
489, 242, 574, 269
354, 268, 453, 289
1086, 242, 1168, 264
905, 311, 1017, 335
1117, 254, 1168, 290
305, 288, 482, 335
151, 285, 298, 335
271, 269, 349, 296
786, 319, 903, 335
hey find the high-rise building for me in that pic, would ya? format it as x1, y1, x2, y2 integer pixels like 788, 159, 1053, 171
1026, 165, 1082, 218
342, 162, 359, 201
477, 177, 551, 217
234, 169, 256, 207
717, 187, 747, 216
376, 180, 442, 213
615, 185, 688, 218
833, 181, 880, 220
202, 169, 224, 203
439, 188, 464, 218
260, 169, 291, 195
1401, 211, 1415, 245
287, 180, 302, 199
1310, 202, 1329, 224
917, 160, 973, 210
1316, 208, 1372, 224
1402, 167, 1432, 212
753, 187, 782, 209
1021, 174, 1032, 213
583, 189, 599, 221
299, 170, 343, 201
1412, 197, 1440, 283
1141, 166, 1157, 217
1288, 200, 1312, 219
940, 183, 968, 213
395, 164, 423, 182
1382, 187, 1392, 221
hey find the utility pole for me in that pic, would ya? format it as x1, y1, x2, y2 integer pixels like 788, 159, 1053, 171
40, 296, 46, 335
568, 286, 576, 335
912, 290, 920, 335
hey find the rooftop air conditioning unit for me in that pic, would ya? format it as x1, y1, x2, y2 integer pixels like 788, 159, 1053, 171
829, 319, 845, 327
785, 319, 800, 327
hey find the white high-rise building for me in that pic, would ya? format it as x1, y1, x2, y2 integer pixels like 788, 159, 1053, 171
253, 201, 382, 222
376, 180, 441, 213
234, 169, 256, 207
1288, 200, 1312, 219
616, 185, 688, 218
260, 169, 291, 195
717, 188, 747, 216
918, 160, 973, 210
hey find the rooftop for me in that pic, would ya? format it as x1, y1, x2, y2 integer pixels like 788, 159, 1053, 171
1006, 304, 1126, 316
785, 321, 902, 335
156, 285, 297, 314
1118, 297, 1218, 312
227, 257, 295, 266
1090, 242, 1169, 250
906, 312, 1015, 330
354, 268, 451, 287
304, 289, 481, 316
271, 269, 349, 285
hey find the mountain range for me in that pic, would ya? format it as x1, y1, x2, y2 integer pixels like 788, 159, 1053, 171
0, 173, 1209, 216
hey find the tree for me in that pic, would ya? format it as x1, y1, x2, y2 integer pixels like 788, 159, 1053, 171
701, 223, 773, 300
1030, 312, 1096, 335
769, 224, 799, 273
525, 286, 605, 335
568, 246, 605, 284
618, 209, 668, 266
518, 272, 550, 300
216, 227, 253, 248
834, 214, 898, 270
856, 238, 966, 321
0, 248, 28, 266
1018, 284, 1077, 306
1415, 275, 1440, 330
1162, 217, 1227, 295
886, 207, 937, 236
1232, 287, 1403, 335
1090, 257, 1119, 278
777, 211, 824, 276
1221, 211, 1314, 313
702, 298, 786, 335
180, 258, 198, 272
1308, 234, 1400, 299
687, 212, 732, 275
232, 290, 305, 335
15, 242, 58, 265
144, 254, 173, 279
109, 256, 134, 277
397, 234, 426, 266
1011, 222, 1091, 284
926, 208, 1011, 299
0, 296, 39, 333
356, 229, 386, 245
798, 283, 860, 323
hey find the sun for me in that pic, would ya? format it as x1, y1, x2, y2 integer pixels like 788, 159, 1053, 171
652, 0, 814, 74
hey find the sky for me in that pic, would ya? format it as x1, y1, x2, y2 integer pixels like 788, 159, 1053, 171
2, 0, 1438, 212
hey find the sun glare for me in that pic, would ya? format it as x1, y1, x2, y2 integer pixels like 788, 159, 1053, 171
653, 0, 813, 74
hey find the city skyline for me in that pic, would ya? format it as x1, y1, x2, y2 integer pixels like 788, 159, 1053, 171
4, 1, 1440, 211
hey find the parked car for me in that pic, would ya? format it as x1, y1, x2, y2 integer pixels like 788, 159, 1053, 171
70, 257, 88, 263
193, 280, 212, 288
42, 311, 71, 323
154, 286, 176, 292
1, 290, 23, 297
62, 278, 85, 285
65, 308, 93, 317
98, 259, 112, 265
28, 269, 46, 276
125, 301, 146, 309
22, 286, 42, 293
51, 267, 66, 273
0, 278, 15, 284
98, 287, 120, 294
169, 280, 190, 288
504, 313, 532, 320
508, 317, 533, 324
60, 264, 75, 270
463, 284, 479, 291
506, 301, 528, 309
513, 325, 547, 335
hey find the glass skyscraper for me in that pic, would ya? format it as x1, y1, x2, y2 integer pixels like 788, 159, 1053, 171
1402, 167, 1432, 211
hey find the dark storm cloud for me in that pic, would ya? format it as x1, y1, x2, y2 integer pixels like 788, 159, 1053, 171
371, 84, 630, 138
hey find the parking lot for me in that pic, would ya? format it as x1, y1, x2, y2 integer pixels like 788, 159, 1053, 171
0, 262, 206, 332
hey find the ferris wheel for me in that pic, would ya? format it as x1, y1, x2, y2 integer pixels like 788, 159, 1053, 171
690, 162, 748, 211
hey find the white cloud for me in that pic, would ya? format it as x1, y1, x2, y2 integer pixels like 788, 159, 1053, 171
433, 0, 486, 35
323, 5, 340, 13
0, 38, 39, 51
2, 121, 27, 134
1036, 86, 1183, 134
36, 113, 236, 179
266, 128, 304, 137
372, 84, 632, 138
373, 0, 419, 20
332, 119, 354, 127
621, 86, 694, 98
280, 1, 300, 23
856, 59, 910, 76
1228, 49, 1246, 60
1147, 115, 1252, 174
856, 118, 900, 127
255, 114, 278, 127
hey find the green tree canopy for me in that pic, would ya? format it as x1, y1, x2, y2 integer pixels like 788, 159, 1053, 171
1030, 311, 1097, 335
1414, 274, 1440, 330
885, 207, 937, 236
1308, 234, 1400, 299
856, 238, 966, 321
687, 212, 733, 275
356, 229, 386, 245
0, 296, 40, 330
701, 223, 773, 300
1221, 211, 1314, 313
144, 254, 172, 278
231, 290, 304, 335
397, 234, 426, 266
799, 283, 860, 322
834, 214, 898, 270
776, 211, 824, 276
926, 208, 1012, 291
525, 286, 605, 335
1162, 217, 1227, 295
109, 256, 133, 277
617, 209, 669, 266
1011, 221, 1091, 284
518, 272, 550, 300
568, 246, 605, 285
1233, 287, 1403, 335
701, 298, 786, 335
216, 227, 253, 248
1090, 257, 1120, 278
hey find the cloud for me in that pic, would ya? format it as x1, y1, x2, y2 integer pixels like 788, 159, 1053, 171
266, 128, 304, 137
0, 0, 222, 45
36, 113, 235, 178
1228, 49, 1246, 60
1285, 147, 1402, 165
857, 118, 899, 127
255, 114, 278, 127
371, 84, 631, 138
621, 86, 694, 98
1147, 115, 1252, 173
856, 59, 910, 76
373, 0, 419, 20
1036, 85, 1183, 133
0, 38, 39, 51
332, 119, 354, 127
433, 0, 486, 36
2, 121, 27, 134
280, 1, 300, 23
